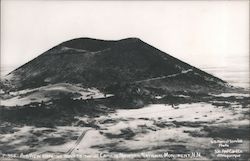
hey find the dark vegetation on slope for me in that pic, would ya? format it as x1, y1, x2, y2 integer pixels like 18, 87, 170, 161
4, 37, 227, 93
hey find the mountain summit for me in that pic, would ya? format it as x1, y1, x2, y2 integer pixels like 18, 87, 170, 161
4, 37, 227, 92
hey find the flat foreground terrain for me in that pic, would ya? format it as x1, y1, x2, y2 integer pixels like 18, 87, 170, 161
0, 92, 249, 161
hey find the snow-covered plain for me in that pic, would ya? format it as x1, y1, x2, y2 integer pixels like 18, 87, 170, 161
1, 93, 249, 160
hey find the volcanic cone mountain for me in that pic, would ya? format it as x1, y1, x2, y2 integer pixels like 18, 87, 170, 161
3, 38, 227, 93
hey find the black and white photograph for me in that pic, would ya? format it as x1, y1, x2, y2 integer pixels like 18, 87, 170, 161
0, 0, 249, 160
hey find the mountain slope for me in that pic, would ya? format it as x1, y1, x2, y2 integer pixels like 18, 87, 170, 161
3, 37, 227, 92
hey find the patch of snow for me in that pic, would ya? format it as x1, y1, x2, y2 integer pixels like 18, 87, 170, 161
181, 69, 193, 74
0, 89, 4, 94
174, 94, 190, 98
111, 103, 242, 123
155, 96, 163, 99
0, 96, 49, 107
1, 83, 114, 107
213, 93, 249, 97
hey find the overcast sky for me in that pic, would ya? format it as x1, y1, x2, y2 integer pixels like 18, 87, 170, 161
1, 0, 249, 73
